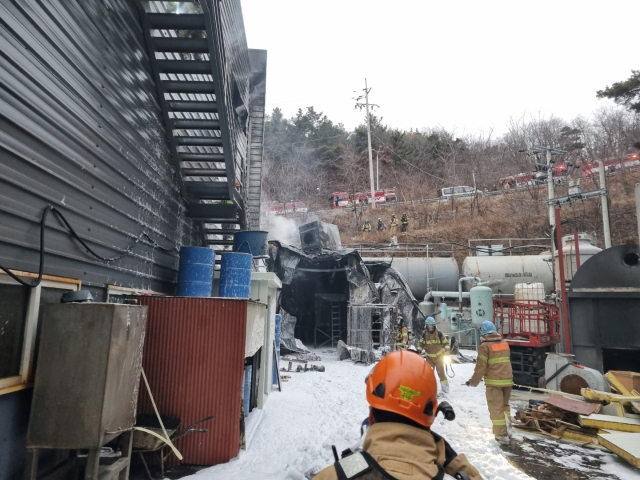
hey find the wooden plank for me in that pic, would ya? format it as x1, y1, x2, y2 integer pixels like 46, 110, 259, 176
581, 388, 638, 404
97, 457, 128, 480
598, 432, 640, 468
606, 372, 633, 396
550, 428, 599, 445
545, 394, 602, 416
579, 414, 640, 433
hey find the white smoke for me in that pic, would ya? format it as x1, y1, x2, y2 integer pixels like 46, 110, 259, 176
267, 215, 302, 247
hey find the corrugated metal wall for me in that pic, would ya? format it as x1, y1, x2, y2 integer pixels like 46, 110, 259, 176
138, 296, 247, 465
247, 49, 267, 230
0, 0, 200, 294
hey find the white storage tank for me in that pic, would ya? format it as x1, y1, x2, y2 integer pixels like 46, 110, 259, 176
470, 286, 494, 325
462, 254, 553, 295
554, 233, 602, 287
363, 256, 459, 299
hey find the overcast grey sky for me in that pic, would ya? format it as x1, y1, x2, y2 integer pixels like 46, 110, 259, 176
240, 0, 638, 137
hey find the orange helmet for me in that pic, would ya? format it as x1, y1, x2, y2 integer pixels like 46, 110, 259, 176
366, 350, 438, 428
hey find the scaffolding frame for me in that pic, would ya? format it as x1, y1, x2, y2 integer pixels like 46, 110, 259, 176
347, 304, 398, 351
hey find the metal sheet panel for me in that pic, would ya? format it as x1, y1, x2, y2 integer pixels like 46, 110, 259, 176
0, 0, 199, 293
137, 297, 248, 465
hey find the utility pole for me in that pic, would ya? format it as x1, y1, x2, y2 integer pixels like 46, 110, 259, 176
598, 159, 612, 248
636, 183, 640, 244
365, 79, 376, 209
546, 149, 556, 228
375, 146, 384, 191
519, 146, 566, 228
354, 79, 379, 210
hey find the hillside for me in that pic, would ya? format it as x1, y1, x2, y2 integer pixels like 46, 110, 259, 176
316, 172, 640, 265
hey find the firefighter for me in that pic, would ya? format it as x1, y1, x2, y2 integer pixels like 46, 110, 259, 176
377, 217, 384, 231
465, 321, 513, 444
394, 315, 408, 350
418, 317, 450, 393
389, 214, 398, 236
313, 351, 483, 480
401, 212, 409, 235
362, 220, 372, 240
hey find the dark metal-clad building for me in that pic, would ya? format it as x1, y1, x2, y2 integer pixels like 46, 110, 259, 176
568, 245, 640, 373
0, 1, 265, 477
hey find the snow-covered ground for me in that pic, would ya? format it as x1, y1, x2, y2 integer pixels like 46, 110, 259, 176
185, 350, 638, 480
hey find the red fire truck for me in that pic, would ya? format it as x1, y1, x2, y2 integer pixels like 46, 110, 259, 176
493, 299, 561, 387
262, 200, 309, 216
329, 189, 397, 209
500, 153, 639, 188
584, 153, 640, 177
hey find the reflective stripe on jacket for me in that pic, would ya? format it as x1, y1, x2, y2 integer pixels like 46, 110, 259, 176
396, 327, 408, 347
418, 329, 449, 357
468, 333, 513, 387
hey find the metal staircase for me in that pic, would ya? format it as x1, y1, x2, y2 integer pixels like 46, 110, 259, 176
137, 1, 258, 256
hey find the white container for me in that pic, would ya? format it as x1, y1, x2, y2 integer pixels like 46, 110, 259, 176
515, 282, 546, 302
462, 255, 553, 295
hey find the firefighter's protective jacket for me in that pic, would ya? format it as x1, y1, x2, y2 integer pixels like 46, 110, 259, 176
390, 217, 398, 227
312, 422, 483, 480
401, 215, 409, 225
468, 333, 513, 387
362, 222, 371, 232
395, 326, 408, 348
418, 329, 450, 358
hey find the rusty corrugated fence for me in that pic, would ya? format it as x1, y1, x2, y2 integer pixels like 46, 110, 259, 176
138, 297, 247, 465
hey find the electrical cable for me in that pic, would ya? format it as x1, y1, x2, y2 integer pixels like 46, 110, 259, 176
0, 205, 177, 288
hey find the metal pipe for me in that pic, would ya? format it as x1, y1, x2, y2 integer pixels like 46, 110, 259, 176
547, 149, 556, 229
573, 230, 581, 269
598, 160, 612, 248
555, 208, 572, 354
459, 276, 480, 303
636, 184, 640, 245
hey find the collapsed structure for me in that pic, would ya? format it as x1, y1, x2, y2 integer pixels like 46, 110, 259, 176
267, 221, 426, 360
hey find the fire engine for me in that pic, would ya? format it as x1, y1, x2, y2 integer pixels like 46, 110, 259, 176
329, 189, 397, 209
494, 298, 561, 387
262, 200, 308, 216
499, 153, 639, 188
583, 153, 640, 177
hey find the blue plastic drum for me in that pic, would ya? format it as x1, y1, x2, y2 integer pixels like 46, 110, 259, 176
233, 230, 268, 257
176, 246, 215, 297
219, 252, 252, 298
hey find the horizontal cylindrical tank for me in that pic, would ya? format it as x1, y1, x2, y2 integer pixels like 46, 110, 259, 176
363, 257, 459, 299
462, 255, 553, 295
470, 285, 494, 325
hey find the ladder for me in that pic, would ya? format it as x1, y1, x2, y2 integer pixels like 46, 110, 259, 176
331, 303, 341, 346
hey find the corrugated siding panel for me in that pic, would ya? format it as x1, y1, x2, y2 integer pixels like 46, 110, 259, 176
0, 0, 199, 293
138, 297, 247, 465
204, 0, 250, 198
246, 49, 267, 230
